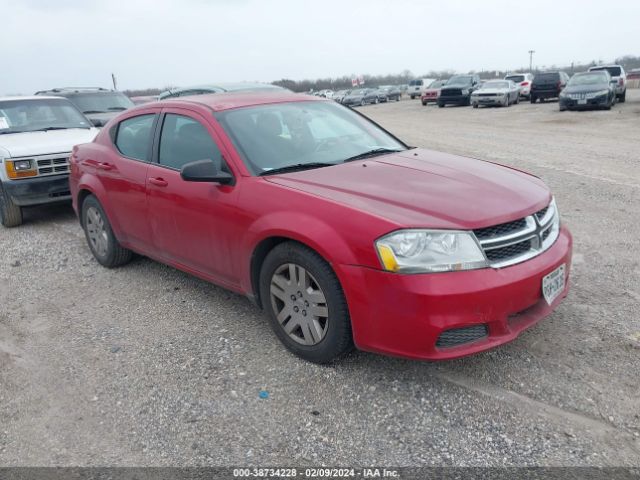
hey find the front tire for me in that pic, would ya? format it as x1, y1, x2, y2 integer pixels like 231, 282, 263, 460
259, 242, 353, 364
0, 182, 23, 228
438, 102, 445, 108
530, 96, 537, 104
81, 195, 132, 268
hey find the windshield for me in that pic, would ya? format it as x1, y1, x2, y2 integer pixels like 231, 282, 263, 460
409, 80, 422, 86
428, 80, 446, 88
350, 89, 366, 95
568, 73, 608, 86
67, 92, 134, 114
446, 75, 473, 85
482, 81, 509, 89
216, 100, 406, 175
591, 66, 621, 77
0, 98, 90, 133
505, 75, 525, 83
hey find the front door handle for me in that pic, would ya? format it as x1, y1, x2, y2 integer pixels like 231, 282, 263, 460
97, 162, 113, 171
149, 177, 168, 187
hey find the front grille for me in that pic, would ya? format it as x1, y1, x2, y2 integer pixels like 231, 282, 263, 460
474, 218, 527, 240
485, 239, 532, 262
478, 93, 498, 97
441, 88, 462, 96
436, 324, 488, 348
473, 203, 559, 268
14, 153, 72, 177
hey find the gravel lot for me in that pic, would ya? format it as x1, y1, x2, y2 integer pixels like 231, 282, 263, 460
1, 90, 639, 467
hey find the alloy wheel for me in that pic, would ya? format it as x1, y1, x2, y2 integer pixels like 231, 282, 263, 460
85, 206, 109, 257
269, 263, 329, 346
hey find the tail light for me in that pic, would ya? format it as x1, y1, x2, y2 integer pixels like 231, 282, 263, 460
557, 81, 562, 90
618, 78, 624, 86
520, 81, 530, 86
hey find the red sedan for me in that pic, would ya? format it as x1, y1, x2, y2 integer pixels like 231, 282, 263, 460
69, 92, 572, 363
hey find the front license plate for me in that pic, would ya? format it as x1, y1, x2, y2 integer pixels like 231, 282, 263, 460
578, 99, 587, 105
542, 264, 566, 306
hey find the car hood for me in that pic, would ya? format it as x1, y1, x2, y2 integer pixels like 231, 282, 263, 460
264, 149, 550, 229
0, 128, 99, 158
564, 84, 609, 93
474, 88, 508, 94
443, 83, 471, 89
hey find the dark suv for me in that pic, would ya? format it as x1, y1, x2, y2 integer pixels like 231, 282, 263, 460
35, 87, 134, 127
530, 72, 570, 103
438, 75, 481, 107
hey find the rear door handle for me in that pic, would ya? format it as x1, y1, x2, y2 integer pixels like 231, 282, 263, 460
148, 177, 168, 187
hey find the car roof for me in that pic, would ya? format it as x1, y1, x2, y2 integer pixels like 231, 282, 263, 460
154, 91, 325, 112
0, 95, 72, 102
159, 82, 285, 97
34, 87, 114, 94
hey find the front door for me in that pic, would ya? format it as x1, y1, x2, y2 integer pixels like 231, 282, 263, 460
145, 109, 239, 285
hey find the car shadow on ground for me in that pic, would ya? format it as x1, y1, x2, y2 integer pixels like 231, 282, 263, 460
21, 202, 76, 226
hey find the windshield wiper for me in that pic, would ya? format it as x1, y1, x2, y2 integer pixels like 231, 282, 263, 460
259, 162, 335, 176
33, 126, 89, 131
108, 107, 127, 111
82, 110, 106, 114
342, 148, 403, 163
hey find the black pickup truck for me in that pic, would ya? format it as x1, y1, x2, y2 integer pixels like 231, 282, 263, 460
438, 75, 481, 107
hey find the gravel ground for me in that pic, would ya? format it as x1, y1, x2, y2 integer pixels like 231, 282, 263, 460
1, 90, 639, 467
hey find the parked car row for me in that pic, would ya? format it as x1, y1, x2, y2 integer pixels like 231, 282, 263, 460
413, 64, 628, 111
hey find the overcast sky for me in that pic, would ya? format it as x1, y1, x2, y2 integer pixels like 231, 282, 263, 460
2, 0, 639, 94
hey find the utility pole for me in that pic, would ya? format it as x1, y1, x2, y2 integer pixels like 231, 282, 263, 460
111, 73, 118, 90
528, 50, 535, 72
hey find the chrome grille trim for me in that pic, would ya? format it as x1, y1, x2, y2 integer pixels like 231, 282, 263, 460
12, 152, 71, 177
473, 200, 560, 269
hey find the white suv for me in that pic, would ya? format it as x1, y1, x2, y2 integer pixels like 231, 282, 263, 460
504, 73, 535, 99
588, 65, 627, 102
0, 96, 98, 227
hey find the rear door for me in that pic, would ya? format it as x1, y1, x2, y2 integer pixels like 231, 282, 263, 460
98, 111, 158, 251
145, 107, 240, 285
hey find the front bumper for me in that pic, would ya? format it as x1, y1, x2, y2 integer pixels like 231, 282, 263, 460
560, 95, 609, 109
338, 226, 572, 360
2, 174, 71, 206
438, 94, 470, 105
472, 95, 504, 106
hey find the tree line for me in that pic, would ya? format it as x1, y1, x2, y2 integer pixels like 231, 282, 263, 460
123, 55, 640, 96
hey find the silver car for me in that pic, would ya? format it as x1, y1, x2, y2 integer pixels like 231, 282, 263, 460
471, 80, 520, 108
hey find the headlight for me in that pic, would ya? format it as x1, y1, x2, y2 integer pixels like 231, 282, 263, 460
559, 91, 567, 97
375, 230, 488, 273
5, 159, 37, 179
462, 89, 470, 95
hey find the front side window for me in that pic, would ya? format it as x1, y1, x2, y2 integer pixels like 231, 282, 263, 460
115, 114, 155, 161
159, 114, 223, 171
0, 98, 90, 134
217, 100, 406, 175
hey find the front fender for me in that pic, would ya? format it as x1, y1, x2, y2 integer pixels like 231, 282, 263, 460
239, 210, 361, 294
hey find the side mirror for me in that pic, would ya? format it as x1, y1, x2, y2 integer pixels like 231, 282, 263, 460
180, 159, 234, 185
90, 118, 105, 127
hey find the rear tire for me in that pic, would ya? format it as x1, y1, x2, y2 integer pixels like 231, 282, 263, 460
81, 195, 132, 268
0, 182, 23, 228
259, 242, 354, 364
618, 91, 626, 103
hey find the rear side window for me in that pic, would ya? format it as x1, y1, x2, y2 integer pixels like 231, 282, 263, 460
115, 114, 155, 161
159, 114, 222, 171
